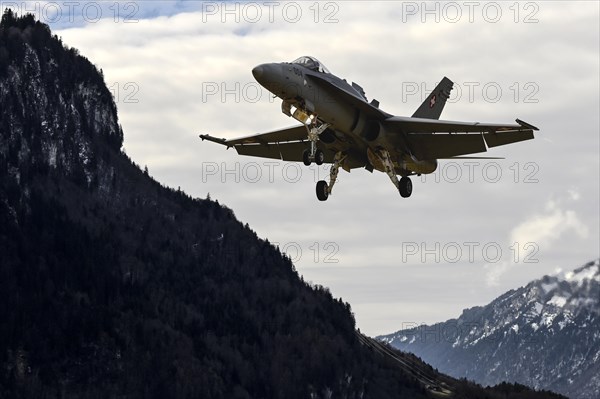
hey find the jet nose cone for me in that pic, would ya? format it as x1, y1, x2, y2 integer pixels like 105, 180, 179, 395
252, 65, 264, 80
252, 63, 282, 93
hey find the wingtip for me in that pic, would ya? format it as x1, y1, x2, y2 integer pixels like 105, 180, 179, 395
199, 134, 228, 145
516, 118, 539, 131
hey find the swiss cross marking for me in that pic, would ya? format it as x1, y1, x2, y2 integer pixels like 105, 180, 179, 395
429, 94, 436, 108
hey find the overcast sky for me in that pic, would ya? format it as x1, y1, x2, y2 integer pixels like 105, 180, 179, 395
13, 1, 598, 336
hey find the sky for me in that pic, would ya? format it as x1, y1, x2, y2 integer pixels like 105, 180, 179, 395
8, 1, 598, 336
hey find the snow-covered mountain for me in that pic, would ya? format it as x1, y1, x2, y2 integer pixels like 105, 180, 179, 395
378, 259, 600, 399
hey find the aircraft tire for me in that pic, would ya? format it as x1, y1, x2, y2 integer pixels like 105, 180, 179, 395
399, 176, 412, 198
315, 149, 324, 165
302, 150, 311, 166
316, 180, 329, 201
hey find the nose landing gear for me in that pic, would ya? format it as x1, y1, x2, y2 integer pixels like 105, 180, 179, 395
302, 121, 329, 166
303, 148, 324, 166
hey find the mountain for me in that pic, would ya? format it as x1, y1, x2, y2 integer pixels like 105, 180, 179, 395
379, 259, 600, 399
0, 10, 567, 399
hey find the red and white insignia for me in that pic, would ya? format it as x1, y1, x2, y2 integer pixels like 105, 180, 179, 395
429, 94, 436, 108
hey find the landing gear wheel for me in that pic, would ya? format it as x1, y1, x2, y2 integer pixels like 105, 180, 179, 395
302, 149, 311, 166
399, 176, 412, 198
315, 149, 324, 166
316, 180, 329, 201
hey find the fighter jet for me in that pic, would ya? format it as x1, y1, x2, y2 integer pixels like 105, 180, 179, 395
200, 56, 538, 201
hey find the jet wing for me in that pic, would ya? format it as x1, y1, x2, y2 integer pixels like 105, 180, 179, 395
385, 117, 538, 160
200, 125, 336, 163
386, 116, 538, 134
235, 141, 335, 163
203, 125, 308, 146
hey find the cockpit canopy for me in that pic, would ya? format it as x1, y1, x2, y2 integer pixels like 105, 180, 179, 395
291, 56, 330, 74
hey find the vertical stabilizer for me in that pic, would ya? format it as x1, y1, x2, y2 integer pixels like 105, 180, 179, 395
412, 77, 453, 119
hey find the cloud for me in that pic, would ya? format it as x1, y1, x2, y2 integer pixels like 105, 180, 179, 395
485, 195, 590, 286
510, 198, 589, 247
3, 1, 207, 29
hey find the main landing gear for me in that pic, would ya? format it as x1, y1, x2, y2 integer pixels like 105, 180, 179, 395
399, 176, 412, 198
374, 148, 413, 198
300, 118, 414, 200
316, 180, 329, 201
299, 119, 338, 201
315, 150, 412, 201
316, 151, 345, 201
